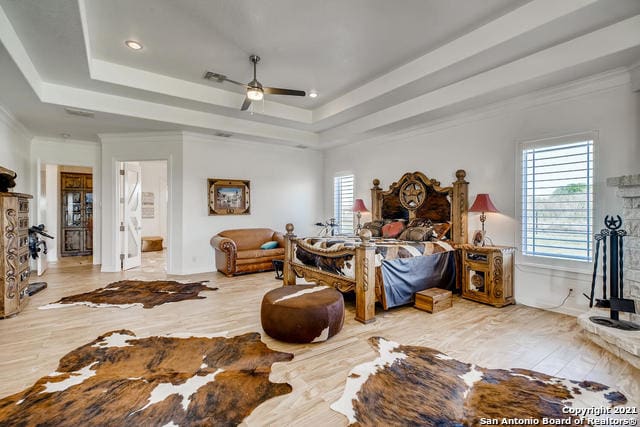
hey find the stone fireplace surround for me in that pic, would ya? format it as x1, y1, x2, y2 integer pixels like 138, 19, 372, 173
577, 174, 640, 369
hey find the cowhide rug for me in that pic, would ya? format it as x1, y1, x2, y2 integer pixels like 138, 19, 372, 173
40, 280, 218, 309
0, 330, 293, 426
331, 337, 629, 426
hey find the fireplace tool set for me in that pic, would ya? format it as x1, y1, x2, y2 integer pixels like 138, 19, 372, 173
585, 215, 639, 330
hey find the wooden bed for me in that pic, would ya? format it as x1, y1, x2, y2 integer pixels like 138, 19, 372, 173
283, 170, 469, 323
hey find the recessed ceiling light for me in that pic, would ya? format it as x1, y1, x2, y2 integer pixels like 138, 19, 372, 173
125, 40, 143, 50
61, 133, 70, 139
308, 90, 318, 98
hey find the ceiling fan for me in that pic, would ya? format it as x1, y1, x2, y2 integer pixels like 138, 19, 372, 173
204, 55, 306, 111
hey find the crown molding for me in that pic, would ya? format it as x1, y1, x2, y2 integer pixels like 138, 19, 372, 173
31, 136, 100, 146
182, 130, 321, 152
98, 131, 185, 144
0, 103, 32, 141
324, 67, 631, 151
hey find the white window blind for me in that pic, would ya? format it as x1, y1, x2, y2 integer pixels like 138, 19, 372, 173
521, 138, 593, 261
334, 174, 354, 234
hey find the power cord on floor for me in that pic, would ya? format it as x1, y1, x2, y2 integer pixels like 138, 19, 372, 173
532, 288, 573, 310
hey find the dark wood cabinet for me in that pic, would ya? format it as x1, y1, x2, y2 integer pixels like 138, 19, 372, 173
60, 173, 93, 257
460, 245, 515, 307
1, 192, 32, 317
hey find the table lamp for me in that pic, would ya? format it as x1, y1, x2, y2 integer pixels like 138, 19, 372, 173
352, 199, 369, 232
469, 193, 499, 246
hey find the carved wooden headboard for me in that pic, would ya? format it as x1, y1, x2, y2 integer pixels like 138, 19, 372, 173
370, 170, 469, 244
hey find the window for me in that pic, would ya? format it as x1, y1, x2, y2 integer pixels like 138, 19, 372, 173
333, 174, 354, 234
521, 136, 594, 262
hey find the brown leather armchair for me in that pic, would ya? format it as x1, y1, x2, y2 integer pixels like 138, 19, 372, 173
210, 228, 285, 277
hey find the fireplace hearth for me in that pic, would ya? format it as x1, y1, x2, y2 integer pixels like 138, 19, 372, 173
577, 174, 640, 369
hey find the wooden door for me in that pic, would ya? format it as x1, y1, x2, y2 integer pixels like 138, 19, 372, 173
60, 189, 84, 256
122, 163, 142, 270
60, 173, 93, 257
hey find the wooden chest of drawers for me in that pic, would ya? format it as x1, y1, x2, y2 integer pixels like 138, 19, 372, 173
0, 192, 32, 318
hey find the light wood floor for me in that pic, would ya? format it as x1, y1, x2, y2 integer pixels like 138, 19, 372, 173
1, 253, 639, 426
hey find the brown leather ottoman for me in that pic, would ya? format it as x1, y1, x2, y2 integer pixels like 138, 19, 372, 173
261, 285, 344, 343
142, 236, 163, 252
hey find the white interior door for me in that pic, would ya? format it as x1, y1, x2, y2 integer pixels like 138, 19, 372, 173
122, 162, 142, 270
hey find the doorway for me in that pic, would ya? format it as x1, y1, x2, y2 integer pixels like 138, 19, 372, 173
118, 160, 168, 272
36, 164, 94, 273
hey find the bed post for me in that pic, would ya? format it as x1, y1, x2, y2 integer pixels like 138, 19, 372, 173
452, 170, 468, 245
355, 229, 376, 323
371, 179, 382, 221
283, 223, 297, 286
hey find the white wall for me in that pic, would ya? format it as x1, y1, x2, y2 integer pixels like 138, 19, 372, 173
181, 133, 323, 274
140, 160, 168, 244
324, 71, 640, 316
30, 138, 101, 264
99, 131, 323, 275
0, 106, 31, 193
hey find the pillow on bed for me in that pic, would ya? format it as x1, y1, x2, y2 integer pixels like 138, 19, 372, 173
398, 226, 434, 242
408, 218, 432, 228
431, 222, 451, 240
363, 220, 385, 237
381, 221, 405, 238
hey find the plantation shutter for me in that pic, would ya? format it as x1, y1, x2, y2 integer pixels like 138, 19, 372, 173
521, 138, 594, 261
334, 174, 354, 234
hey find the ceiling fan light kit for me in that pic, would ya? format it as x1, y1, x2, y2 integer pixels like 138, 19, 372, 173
247, 87, 264, 101
205, 54, 305, 111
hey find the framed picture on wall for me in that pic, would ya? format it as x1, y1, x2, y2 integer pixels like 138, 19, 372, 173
208, 178, 251, 215
142, 192, 155, 219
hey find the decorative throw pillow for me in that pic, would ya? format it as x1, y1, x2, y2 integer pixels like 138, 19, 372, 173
408, 218, 428, 228
260, 241, 279, 249
431, 222, 451, 240
363, 220, 385, 237
398, 226, 434, 241
381, 221, 405, 239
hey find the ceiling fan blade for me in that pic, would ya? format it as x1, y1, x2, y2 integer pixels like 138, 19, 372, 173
204, 71, 248, 88
224, 77, 249, 88
263, 87, 306, 96
240, 96, 252, 111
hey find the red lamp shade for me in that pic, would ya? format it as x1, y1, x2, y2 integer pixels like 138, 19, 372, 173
352, 199, 369, 213
469, 194, 499, 213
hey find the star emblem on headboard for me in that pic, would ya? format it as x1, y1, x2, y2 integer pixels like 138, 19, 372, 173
400, 181, 426, 209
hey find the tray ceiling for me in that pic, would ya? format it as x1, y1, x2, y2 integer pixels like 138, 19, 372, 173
0, 0, 639, 146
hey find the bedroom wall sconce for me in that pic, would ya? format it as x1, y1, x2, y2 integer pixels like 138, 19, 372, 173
352, 199, 369, 232
469, 193, 499, 246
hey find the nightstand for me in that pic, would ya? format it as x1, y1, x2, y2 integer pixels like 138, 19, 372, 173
459, 244, 515, 307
